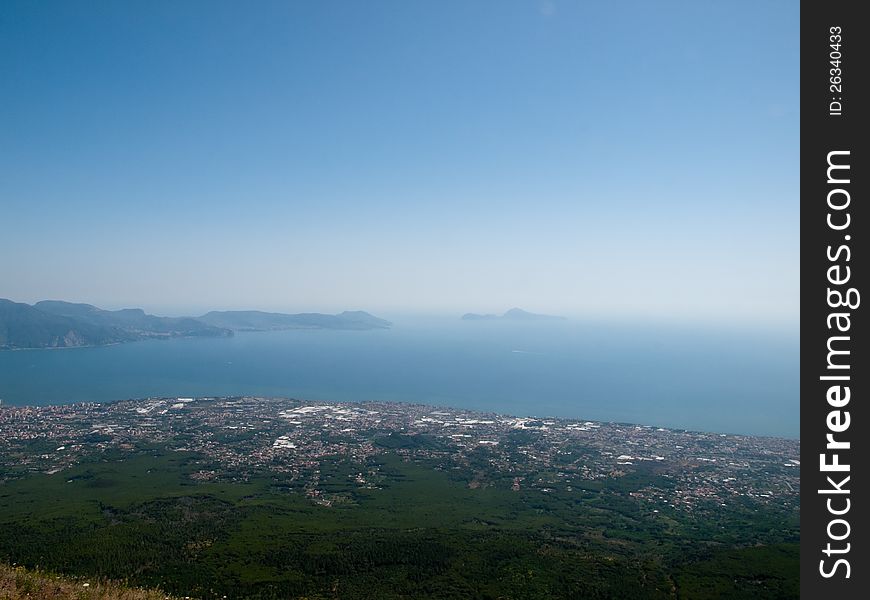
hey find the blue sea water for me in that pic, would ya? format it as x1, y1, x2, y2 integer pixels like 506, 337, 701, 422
0, 317, 798, 438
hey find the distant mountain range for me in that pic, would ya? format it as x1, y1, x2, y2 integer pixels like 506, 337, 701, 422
461, 308, 566, 321
197, 310, 392, 331
0, 299, 391, 350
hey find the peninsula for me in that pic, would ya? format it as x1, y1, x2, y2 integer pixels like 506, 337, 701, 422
0, 299, 392, 350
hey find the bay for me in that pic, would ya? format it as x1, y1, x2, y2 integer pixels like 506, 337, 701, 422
0, 317, 798, 438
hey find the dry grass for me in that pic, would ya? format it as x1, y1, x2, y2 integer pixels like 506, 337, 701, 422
0, 564, 182, 600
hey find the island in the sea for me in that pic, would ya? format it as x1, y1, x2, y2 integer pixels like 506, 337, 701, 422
0, 299, 392, 350
0, 396, 799, 599
461, 307, 566, 321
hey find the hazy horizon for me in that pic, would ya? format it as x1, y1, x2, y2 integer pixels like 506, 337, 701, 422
1, 0, 798, 328
2, 294, 799, 335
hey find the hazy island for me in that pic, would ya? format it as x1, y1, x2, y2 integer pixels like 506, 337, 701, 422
198, 309, 391, 331
461, 307, 566, 321
0, 299, 391, 350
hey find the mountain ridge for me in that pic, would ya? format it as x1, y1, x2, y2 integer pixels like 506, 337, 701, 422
197, 309, 392, 331
0, 299, 391, 350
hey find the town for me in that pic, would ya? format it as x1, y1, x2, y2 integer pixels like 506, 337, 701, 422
0, 396, 799, 516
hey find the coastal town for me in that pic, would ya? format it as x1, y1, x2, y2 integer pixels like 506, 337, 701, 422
0, 396, 799, 516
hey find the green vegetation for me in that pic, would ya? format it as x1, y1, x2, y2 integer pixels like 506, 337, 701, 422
0, 449, 798, 599
674, 545, 799, 599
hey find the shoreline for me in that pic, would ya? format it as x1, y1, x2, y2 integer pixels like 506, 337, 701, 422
0, 394, 802, 443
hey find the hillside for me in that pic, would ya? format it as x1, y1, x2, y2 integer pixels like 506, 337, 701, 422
0, 299, 233, 350
35, 301, 232, 338
0, 299, 134, 349
1, 299, 392, 349
0, 563, 177, 600
0, 299, 231, 350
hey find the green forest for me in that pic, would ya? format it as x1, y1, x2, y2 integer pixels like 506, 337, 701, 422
0, 448, 798, 599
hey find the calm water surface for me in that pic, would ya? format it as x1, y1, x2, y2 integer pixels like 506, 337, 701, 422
0, 318, 798, 437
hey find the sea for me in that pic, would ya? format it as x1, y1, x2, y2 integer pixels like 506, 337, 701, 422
0, 316, 799, 438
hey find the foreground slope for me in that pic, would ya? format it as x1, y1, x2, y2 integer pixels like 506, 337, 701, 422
0, 563, 176, 600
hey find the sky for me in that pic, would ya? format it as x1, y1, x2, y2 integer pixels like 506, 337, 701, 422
0, 0, 799, 326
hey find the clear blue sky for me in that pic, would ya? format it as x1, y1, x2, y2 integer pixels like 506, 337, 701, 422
1, 1, 798, 324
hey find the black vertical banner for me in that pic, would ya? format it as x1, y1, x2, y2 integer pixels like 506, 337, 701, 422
802, 1, 867, 597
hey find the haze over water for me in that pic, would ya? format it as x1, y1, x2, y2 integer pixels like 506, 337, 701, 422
1, 3, 798, 446
0, 317, 798, 438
